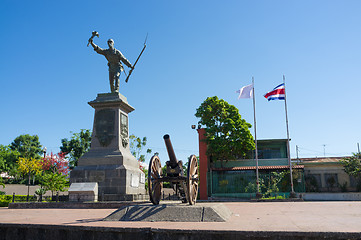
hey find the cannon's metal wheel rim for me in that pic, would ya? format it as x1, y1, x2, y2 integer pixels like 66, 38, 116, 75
187, 155, 199, 205
148, 155, 162, 205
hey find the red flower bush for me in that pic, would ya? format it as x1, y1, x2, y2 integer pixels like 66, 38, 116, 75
41, 152, 69, 175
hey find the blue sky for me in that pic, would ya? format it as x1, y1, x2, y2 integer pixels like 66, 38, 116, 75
1, 0, 360, 164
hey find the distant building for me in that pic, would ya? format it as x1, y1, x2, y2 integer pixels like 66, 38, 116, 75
298, 157, 355, 192
197, 128, 305, 200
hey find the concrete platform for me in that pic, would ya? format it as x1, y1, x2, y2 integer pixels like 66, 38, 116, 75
104, 203, 231, 222
1, 201, 361, 239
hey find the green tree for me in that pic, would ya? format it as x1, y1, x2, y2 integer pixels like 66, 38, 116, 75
0, 178, 4, 189
129, 134, 152, 163
38, 152, 70, 199
10, 134, 42, 159
0, 145, 20, 175
41, 172, 69, 197
195, 96, 255, 162
60, 129, 91, 167
340, 153, 361, 190
0, 153, 5, 174
17, 157, 43, 199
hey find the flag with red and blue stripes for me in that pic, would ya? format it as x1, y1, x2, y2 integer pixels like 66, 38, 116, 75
264, 83, 285, 101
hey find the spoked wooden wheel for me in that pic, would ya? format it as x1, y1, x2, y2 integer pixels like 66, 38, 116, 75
187, 155, 199, 205
148, 155, 163, 205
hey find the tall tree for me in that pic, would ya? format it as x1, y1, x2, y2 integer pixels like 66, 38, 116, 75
10, 134, 42, 159
195, 96, 255, 162
60, 129, 91, 167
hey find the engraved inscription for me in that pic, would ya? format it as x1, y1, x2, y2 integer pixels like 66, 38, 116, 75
120, 113, 129, 148
95, 109, 115, 147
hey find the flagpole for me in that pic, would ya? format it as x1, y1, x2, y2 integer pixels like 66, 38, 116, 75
283, 75, 295, 195
252, 77, 260, 196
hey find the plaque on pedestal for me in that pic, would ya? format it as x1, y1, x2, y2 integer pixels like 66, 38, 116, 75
70, 93, 147, 201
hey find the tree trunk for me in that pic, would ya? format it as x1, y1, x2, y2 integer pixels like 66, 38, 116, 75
27, 171, 30, 202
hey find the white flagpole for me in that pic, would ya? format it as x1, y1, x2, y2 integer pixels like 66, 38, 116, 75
252, 77, 260, 196
283, 75, 295, 194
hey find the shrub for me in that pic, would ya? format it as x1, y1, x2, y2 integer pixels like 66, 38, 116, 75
260, 195, 286, 200
0, 195, 12, 207
0, 195, 38, 207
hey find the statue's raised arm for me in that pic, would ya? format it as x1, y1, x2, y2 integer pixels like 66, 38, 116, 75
87, 31, 133, 93
87, 31, 99, 47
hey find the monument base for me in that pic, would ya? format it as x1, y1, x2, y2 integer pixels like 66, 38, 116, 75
104, 203, 232, 222
70, 160, 147, 201
70, 93, 147, 201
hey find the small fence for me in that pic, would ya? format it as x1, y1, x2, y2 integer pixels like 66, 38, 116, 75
0, 192, 69, 207
208, 169, 305, 199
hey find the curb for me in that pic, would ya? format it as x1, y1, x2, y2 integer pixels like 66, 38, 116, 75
0, 223, 360, 240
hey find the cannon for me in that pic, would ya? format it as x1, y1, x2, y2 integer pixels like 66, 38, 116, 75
148, 134, 199, 205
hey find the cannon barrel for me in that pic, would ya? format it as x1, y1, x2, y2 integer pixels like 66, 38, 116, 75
163, 134, 178, 168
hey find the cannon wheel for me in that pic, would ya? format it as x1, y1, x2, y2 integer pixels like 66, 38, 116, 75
148, 155, 163, 205
187, 155, 199, 205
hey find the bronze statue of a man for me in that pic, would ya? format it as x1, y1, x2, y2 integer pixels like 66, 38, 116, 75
89, 37, 133, 93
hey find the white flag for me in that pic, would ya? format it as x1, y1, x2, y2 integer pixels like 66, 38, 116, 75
236, 84, 253, 99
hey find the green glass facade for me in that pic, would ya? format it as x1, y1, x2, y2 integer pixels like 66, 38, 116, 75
208, 139, 305, 199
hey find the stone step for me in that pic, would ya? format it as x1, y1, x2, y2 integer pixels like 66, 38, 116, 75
101, 193, 149, 201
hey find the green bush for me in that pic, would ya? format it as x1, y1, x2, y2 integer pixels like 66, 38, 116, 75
0, 195, 12, 207
14, 195, 36, 202
0, 195, 37, 207
260, 195, 286, 200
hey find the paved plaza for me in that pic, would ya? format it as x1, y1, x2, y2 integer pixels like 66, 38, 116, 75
1, 201, 361, 233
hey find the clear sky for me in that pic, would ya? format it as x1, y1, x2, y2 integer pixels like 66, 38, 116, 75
1, 0, 360, 165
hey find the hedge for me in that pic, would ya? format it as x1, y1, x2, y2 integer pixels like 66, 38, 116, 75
0, 195, 37, 207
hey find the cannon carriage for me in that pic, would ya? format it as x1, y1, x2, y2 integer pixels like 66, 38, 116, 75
148, 134, 199, 205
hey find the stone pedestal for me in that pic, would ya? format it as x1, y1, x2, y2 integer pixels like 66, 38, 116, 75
70, 93, 147, 201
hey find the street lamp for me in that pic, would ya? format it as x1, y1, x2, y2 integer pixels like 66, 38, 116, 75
43, 147, 47, 159
39, 147, 47, 202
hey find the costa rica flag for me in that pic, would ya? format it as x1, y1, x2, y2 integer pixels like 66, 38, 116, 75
264, 83, 285, 101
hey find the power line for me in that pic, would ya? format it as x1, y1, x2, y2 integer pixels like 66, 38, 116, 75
297, 146, 350, 157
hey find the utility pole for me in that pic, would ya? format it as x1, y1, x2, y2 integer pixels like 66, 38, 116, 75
296, 145, 299, 163
323, 144, 326, 157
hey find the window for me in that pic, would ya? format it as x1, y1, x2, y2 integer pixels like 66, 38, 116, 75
258, 148, 281, 159
325, 173, 338, 190
305, 174, 321, 192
